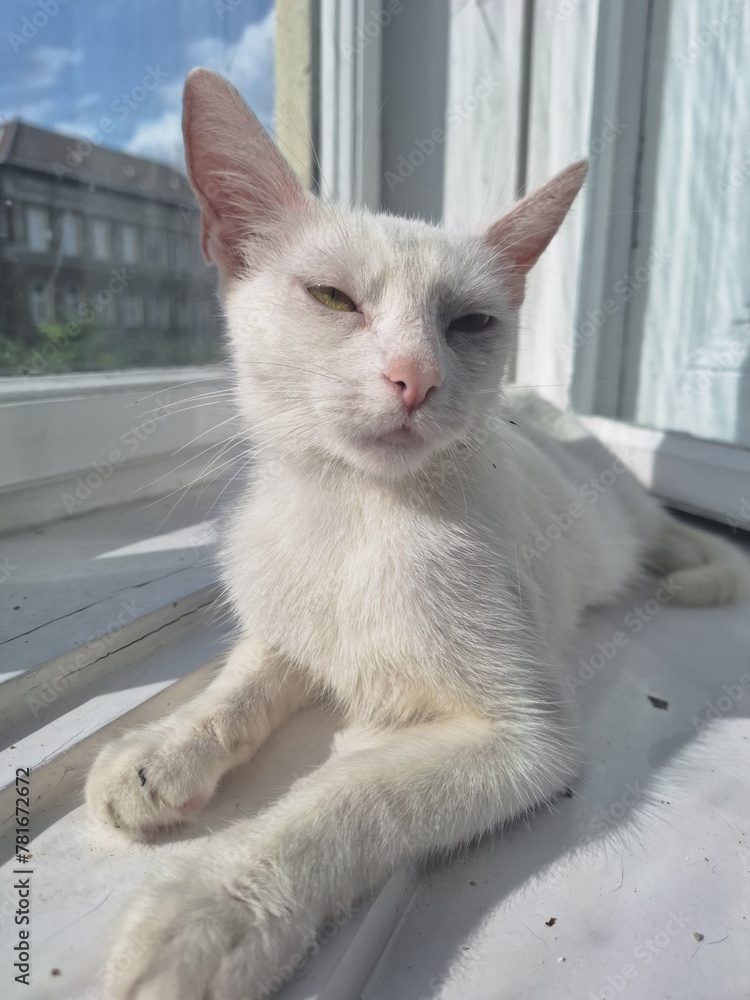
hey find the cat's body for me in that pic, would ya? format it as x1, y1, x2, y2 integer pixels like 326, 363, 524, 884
85, 70, 750, 1000
224, 389, 655, 730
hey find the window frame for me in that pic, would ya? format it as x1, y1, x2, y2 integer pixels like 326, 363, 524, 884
0, 365, 233, 533
314, 0, 749, 524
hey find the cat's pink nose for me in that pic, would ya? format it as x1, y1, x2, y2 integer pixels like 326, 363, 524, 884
384, 360, 442, 412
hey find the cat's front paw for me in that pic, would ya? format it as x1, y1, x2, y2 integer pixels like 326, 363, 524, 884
106, 854, 308, 1000
86, 723, 220, 838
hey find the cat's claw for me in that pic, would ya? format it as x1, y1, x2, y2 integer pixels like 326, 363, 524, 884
86, 725, 216, 838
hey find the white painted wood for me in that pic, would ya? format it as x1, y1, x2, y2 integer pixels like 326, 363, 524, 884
0, 367, 236, 532
621, 0, 750, 446
1, 585, 219, 749
514, 0, 600, 410
579, 414, 750, 524
5, 573, 750, 999
0, 369, 233, 492
0, 637, 225, 828
0, 367, 223, 404
0, 484, 234, 747
354, 0, 383, 209
363, 592, 750, 998
569, 0, 652, 417
318, 0, 382, 208
442, 0, 526, 228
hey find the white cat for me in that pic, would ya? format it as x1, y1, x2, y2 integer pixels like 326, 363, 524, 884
86, 69, 750, 999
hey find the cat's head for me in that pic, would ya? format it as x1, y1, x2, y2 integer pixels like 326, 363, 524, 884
182, 69, 587, 480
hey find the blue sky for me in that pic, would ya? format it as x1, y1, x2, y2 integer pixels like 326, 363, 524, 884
1, 0, 274, 169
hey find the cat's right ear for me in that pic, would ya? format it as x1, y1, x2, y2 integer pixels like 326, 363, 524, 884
483, 160, 588, 309
182, 68, 311, 279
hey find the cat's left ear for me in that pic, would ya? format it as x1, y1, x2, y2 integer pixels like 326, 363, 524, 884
484, 160, 588, 309
182, 68, 311, 280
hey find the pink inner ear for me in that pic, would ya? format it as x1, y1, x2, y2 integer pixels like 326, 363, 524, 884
484, 160, 588, 309
182, 68, 309, 279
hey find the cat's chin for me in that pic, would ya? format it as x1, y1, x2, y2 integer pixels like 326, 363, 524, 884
337, 427, 437, 478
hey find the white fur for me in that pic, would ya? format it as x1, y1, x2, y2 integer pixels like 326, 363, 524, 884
85, 70, 750, 1000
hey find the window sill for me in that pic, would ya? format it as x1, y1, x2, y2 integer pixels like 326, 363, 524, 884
1, 495, 749, 996
578, 414, 750, 525
0, 366, 236, 533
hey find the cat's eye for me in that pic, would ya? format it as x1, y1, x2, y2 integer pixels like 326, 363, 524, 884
307, 285, 357, 312
450, 313, 492, 333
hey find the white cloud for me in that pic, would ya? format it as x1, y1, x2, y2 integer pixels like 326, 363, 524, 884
75, 92, 102, 111
124, 7, 274, 166
125, 110, 184, 168
29, 46, 83, 91
3, 98, 55, 126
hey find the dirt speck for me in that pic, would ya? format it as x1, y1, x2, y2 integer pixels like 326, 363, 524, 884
647, 695, 669, 710
545, 917, 557, 927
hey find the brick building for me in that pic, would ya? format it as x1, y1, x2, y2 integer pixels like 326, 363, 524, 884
0, 120, 221, 374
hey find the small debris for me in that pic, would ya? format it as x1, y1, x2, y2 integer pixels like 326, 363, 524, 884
563, 787, 574, 798
647, 695, 669, 710
51, 969, 61, 976
545, 917, 557, 927
693, 932, 704, 942
509, 420, 517, 425
461, 946, 470, 951
138, 768, 147, 787
557, 956, 566, 963
469, 881, 476, 886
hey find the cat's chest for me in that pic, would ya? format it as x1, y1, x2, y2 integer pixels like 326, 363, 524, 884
224, 479, 506, 697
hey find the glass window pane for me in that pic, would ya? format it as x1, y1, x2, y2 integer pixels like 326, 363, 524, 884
60, 211, 82, 256
27, 206, 52, 252
0, 0, 275, 375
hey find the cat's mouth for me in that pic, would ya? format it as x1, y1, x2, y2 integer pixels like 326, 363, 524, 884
369, 424, 423, 448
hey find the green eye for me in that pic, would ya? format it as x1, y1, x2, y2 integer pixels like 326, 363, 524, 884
451, 313, 492, 333
308, 285, 357, 312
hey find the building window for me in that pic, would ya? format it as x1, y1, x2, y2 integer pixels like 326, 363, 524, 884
154, 295, 171, 326
148, 294, 169, 327
63, 286, 80, 319
26, 206, 52, 252
121, 225, 140, 264
144, 231, 167, 267
91, 219, 111, 261
60, 212, 82, 256
29, 282, 53, 324
121, 293, 144, 328
169, 235, 190, 270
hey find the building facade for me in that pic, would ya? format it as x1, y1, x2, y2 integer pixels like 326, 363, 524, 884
0, 120, 222, 375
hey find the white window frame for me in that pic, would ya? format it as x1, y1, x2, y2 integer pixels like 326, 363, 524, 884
0, 367, 233, 534
319, 0, 382, 208
317, 0, 750, 525
568, 0, 750, 521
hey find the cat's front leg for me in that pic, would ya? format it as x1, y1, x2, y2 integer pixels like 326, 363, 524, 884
86, 639, 301, 837
106, 706, 578, 999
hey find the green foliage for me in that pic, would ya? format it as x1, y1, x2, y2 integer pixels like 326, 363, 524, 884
0, 318, 223, 376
